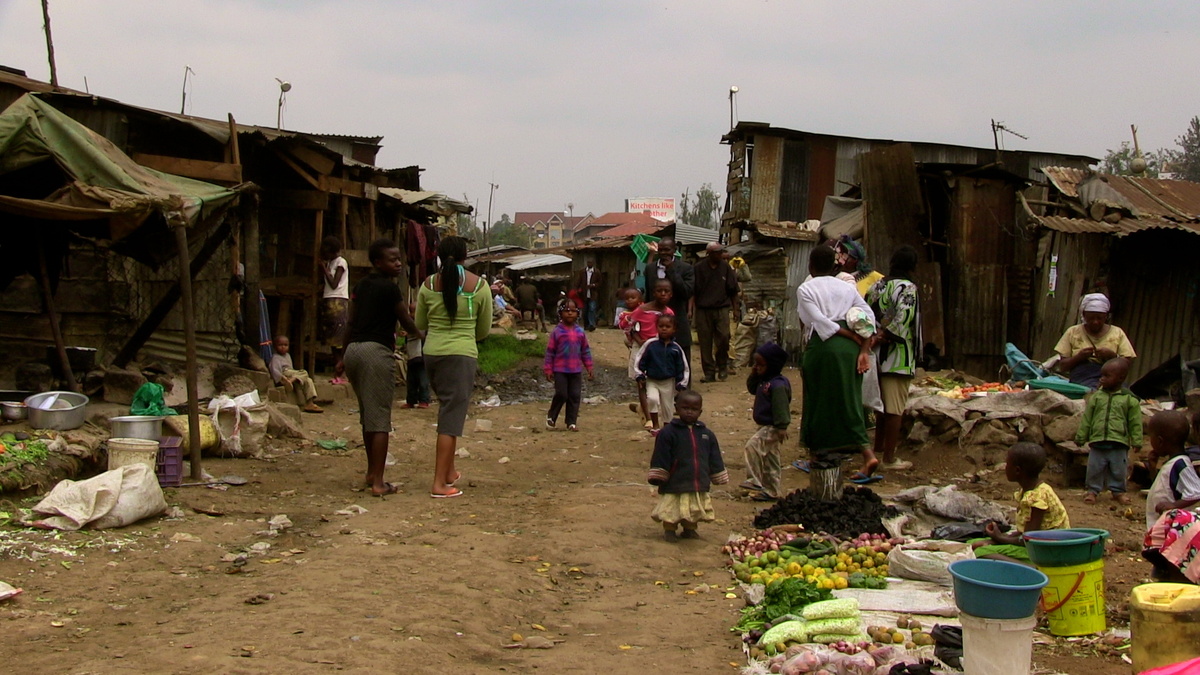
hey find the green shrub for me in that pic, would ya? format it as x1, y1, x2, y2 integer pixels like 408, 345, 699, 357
476, 334, 547, 375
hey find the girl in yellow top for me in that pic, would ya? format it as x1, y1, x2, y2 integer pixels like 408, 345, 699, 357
1053, 293, 1136, 388
973, 443, 1070, 564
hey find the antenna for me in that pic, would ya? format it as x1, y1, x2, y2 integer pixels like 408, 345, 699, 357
275, 78, 292, 130
180, 65, 195, 114
991, 119, 1028, 152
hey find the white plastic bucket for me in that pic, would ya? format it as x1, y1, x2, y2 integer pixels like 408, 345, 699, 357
108, 438, 160, 472
960, 612, 1037, 675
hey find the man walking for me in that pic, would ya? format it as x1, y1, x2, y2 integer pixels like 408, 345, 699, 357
576, 258, 604, 331
643, 237, 694, 375
692, 242, 739, 382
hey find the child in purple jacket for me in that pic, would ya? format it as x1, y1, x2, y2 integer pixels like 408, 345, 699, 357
544, 299, 594, 431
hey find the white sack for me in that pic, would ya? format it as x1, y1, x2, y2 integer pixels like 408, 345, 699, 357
30, 464, 167, 530
887, 539, 975, 585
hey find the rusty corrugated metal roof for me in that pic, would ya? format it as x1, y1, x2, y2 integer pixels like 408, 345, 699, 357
1038, 215, 1200, 236
1041, 167, 1200, 220
1039, 167, 1200, 236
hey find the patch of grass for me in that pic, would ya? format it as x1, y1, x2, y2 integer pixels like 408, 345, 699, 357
477, 334, 547, 375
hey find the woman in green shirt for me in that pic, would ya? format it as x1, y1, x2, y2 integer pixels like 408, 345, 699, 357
416, 236, 493, 498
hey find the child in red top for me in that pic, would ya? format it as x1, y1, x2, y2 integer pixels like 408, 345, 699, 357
619, 279, 674, 428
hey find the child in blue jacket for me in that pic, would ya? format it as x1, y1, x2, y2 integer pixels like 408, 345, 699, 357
647, 390, 729, 542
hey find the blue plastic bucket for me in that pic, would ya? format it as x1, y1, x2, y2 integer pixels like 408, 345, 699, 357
1023, 530, 1105, 567
949, 559, 1049, 619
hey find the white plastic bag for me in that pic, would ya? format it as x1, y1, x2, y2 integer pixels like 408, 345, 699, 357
30, 464, 167, 530
887, 539, 975, 585
208, 392, 268, 458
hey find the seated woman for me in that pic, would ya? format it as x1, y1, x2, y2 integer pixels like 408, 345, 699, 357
1142, 411, 1200, 583
1052, 293, 1136, 389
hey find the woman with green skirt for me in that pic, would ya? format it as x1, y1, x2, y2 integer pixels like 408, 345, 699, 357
795, 244, 875, 499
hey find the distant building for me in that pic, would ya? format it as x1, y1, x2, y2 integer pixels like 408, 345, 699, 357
573, 212, 665, 241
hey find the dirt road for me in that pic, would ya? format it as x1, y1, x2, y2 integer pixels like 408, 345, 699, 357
0, 328, 1137, 673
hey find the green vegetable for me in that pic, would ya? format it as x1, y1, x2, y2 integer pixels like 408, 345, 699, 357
758, 620, 808, 646
762, 577, 833, 622
802, 598, 860, 621
811, 632, 872, 645
804, 616, 860, 636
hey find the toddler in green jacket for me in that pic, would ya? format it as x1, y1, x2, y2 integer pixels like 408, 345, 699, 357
1075, 358, 1142, 505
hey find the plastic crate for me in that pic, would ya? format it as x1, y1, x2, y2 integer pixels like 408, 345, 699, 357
156, 436, 184, 487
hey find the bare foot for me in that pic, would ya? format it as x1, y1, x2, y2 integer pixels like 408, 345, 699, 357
859, 457, 881, 476
1083, 492, 1097, 504
1114, 493, 1131, 505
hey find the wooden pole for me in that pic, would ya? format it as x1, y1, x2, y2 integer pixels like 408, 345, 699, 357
339, 195, 349, 248
242, 195, 262, 355
37, 237, 78, 392
174, 225, 204, 480
41, 0, 58, 88
305, 210, 324, 373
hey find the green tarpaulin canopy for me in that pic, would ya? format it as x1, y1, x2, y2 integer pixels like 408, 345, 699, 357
0, 94, 241, 259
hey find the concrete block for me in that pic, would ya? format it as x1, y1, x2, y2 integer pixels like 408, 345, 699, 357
213, 364, 273, 396
267, 386, 290, 404
316, 381, 354, 401
103, 367, 147, 405
273, 401, 302, 427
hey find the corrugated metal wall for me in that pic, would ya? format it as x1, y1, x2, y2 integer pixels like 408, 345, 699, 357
750, 135, 784, 222
1028, 228, 1200, 381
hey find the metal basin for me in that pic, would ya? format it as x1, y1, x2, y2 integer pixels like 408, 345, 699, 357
0, 401, 28, 421
25, 391, 90, 431
109, 415, 165, 441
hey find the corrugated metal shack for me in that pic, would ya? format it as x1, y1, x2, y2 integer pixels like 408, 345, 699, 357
719, 121, 1097, 377
1026, 167, 1200, 381
0, 67, 438, 380
727, 224, 819, 353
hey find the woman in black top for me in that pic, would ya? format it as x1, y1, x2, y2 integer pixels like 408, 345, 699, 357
336, 239, 422, 496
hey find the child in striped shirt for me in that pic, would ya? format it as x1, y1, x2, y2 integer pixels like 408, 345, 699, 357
544, 299, 594, 431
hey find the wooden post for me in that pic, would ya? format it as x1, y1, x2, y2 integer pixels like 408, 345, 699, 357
366, 199, 376, 244
242, 195, 261, 353
810, 466, 842, 502
174, 225, 203, 480
305, 210, 324, 372
339, 195, 349, 249
37, 237, 78, 392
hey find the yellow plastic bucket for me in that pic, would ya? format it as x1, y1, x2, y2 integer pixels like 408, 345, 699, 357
107, 437, 160, 472
1130, 583, 1200, 673
163, 415, 219, 452
1038, 558, 1106, 636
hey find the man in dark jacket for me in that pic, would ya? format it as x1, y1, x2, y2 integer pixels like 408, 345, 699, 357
691, 242, 739, 382
642, 237, 693, 375
575, 258, 604, 331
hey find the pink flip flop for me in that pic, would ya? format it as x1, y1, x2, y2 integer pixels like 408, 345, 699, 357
430, 489, 463, 499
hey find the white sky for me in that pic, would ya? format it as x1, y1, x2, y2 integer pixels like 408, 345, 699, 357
2, 1, 1198, 221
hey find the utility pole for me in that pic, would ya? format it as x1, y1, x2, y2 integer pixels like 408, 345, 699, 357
41, 0, 58, 87
485, 181, 499, 249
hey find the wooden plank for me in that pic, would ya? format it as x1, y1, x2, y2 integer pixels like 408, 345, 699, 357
272, 150, 322, 189
226, 113, 241, 166
132, 153, 242, 183
283, 144, 336, 176
262, 189, 329, 211
319, 175, 369, 199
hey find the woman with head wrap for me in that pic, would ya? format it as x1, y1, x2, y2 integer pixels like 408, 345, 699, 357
741, 343, 792, 502
1053, 292, 1137, 388
837, 235, 884, 298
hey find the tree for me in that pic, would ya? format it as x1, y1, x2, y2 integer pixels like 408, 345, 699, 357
1100, 141, 1163, 177
678, 183, 721, 229
1170, 116, 1200, 182
486, 214, 532, 248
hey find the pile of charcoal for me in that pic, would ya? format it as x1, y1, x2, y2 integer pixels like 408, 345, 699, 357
752, 486, 899, 537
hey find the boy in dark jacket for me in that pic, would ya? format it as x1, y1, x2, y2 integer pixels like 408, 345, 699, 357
647, 390, 729, 542
1076, 357, 1142, 505
741, 343, 791, 502
634, 314, 690, 433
